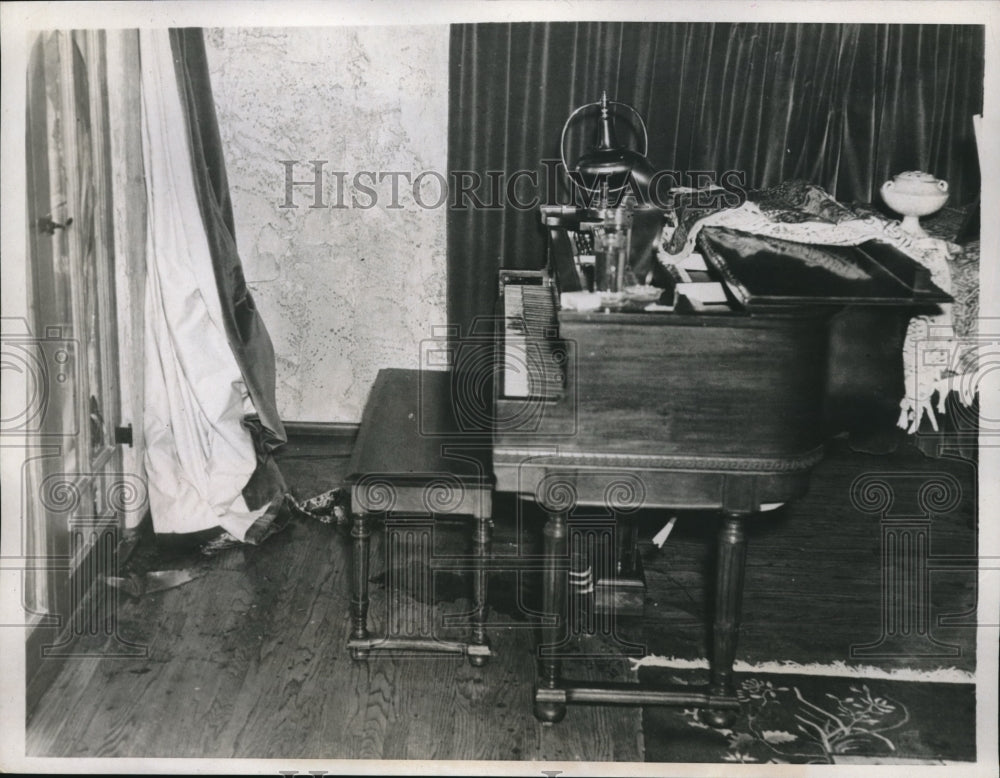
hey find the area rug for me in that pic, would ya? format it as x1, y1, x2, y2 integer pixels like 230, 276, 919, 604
640, 667, 975, 764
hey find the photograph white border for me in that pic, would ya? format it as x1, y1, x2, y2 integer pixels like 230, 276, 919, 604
2, 2, 997, 775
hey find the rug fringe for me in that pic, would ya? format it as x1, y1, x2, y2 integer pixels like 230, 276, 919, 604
629, 654, 976, 684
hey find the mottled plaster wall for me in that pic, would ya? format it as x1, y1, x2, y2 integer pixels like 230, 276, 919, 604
204, 27, 448, 422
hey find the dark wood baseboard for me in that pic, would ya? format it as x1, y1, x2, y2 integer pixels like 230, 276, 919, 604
282, 421, 360, 439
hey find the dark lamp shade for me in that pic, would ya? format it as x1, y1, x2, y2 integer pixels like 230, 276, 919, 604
573, 146, 656, 196
567, 95, 655, 204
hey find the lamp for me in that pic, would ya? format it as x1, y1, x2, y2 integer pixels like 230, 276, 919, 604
559, 92, 656, 300
562, 91, 656, 207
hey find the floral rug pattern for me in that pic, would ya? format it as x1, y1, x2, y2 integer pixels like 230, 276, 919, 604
691, 677, 911, 763
640, 670, 975, 764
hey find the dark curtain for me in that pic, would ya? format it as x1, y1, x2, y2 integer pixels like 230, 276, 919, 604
447, 22, 984, 341
168, 28, 287, 454
169, 29, 289, 534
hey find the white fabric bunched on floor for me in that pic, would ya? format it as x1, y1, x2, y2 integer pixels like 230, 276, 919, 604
138, 29, 265, 539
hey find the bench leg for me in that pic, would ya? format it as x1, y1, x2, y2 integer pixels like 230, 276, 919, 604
469, 514, 493, 666
350, 512, 372, 660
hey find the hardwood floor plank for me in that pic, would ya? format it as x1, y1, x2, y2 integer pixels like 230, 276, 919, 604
24, 657, 101, 754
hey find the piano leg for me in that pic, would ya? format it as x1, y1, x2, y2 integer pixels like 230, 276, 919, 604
534, 508, 569, 723
700, 513, 748, 727
350, 512, 372, 660
617, 513, 640, 576
469, 514, 492, 667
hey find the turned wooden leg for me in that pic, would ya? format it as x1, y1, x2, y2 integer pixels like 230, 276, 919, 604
616, 512, 640, 577
701, 513, 748, 727
534, 509, 568, 723
469, 514, 492, 667
350, 512, 372, 660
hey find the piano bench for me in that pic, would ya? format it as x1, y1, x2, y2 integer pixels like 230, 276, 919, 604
344, 368, 494, 666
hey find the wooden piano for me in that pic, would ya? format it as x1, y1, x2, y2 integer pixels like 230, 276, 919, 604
493, 205, 950, 724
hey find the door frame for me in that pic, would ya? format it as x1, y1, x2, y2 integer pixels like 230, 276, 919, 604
21, 29, 139, 713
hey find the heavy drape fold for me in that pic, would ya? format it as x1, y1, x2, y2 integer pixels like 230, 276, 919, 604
447, 22, 984, 341
141, 29, 265, 539
140, 28, 286, 540
169, 28, 286, 454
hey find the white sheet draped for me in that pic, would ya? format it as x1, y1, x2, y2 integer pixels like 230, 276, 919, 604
139, 29, 264, 539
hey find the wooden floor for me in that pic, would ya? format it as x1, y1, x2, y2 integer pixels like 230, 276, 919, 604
25, 433, 643, 761
25, 429, 978, 761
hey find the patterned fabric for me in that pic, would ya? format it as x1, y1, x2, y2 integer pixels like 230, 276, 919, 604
923, 207, 980, 339
289, 487, 349, 525
658, 181, 979, 434
640, 670, 976, 764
